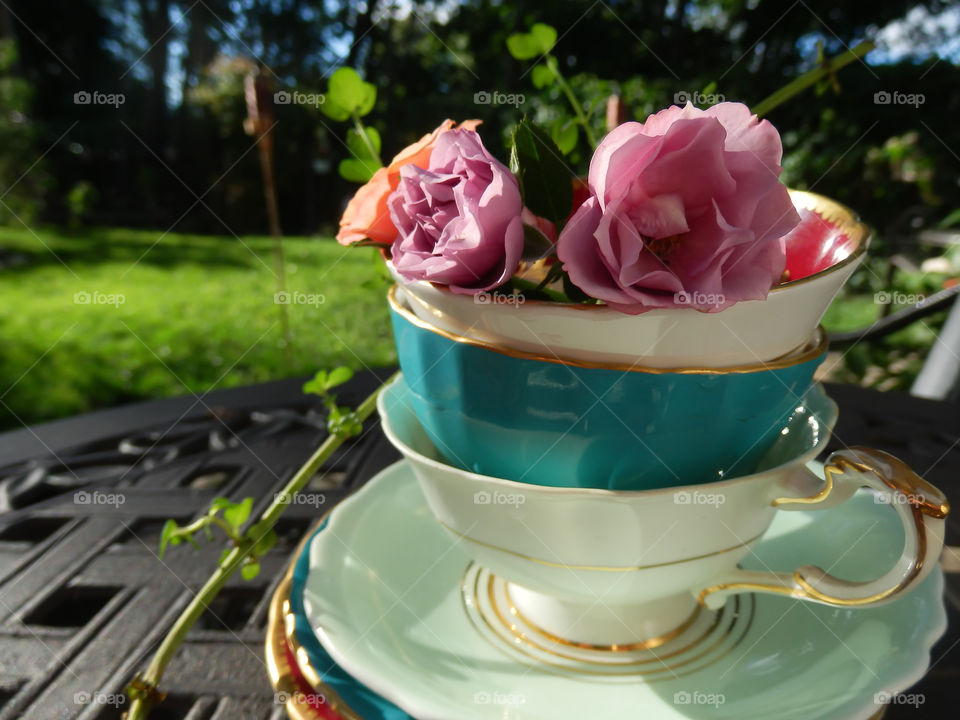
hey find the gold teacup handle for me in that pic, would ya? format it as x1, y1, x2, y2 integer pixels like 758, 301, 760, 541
698, 447, 949, 610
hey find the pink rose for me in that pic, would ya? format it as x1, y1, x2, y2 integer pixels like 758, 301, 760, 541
388, 129, 523, 294
557, 102, 800, 313
336, 119, 480, 247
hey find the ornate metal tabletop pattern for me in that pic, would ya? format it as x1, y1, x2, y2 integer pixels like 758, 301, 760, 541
0, 374, 955, 719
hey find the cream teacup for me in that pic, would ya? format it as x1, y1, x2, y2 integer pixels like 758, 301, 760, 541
379, 375, 949, 648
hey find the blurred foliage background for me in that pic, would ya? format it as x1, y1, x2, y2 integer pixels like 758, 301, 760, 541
1, 0, 959, 427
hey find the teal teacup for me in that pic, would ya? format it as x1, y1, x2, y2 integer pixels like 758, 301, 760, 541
388, 286, 827, 491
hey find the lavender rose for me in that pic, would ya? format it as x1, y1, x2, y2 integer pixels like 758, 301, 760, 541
557, 102, 800, 314
388, 129, 524, 294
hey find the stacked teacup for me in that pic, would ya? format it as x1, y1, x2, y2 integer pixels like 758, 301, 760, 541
379, 189, 949, 650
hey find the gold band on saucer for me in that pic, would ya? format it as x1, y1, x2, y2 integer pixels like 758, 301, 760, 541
437, 518, 766, 572
265, 513, 364, 720
501, 583, 703, 652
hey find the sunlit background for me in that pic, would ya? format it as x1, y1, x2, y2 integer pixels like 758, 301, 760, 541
1, 0, 958, 429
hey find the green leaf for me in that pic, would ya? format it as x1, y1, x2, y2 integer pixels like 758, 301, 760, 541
241, 561, 260, 581
223, 497, 253, 531
355, 83, 377, 117
303, 370, 328, 396
159, 519, 178, 559
507, 24, 557, 60
521, 223, 555, 261
506, 33, 539, 60
320, 96, 351, 122
529, 23, 557, 54
531, 65, 554, 89
550, 118, 578, 155
210, 497, 233, 513
346, 127, 381, 160
338, 158, 378, 183
328, 407, 362, 438
510, 119, 574, 225
328, 68, 364, 109
327, 67, 377, 117
326, 366, 354, 390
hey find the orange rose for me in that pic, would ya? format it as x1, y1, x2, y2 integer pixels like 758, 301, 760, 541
336, 119, 481, 246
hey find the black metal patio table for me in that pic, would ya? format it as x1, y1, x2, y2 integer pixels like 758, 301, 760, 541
0, 370, 956, 720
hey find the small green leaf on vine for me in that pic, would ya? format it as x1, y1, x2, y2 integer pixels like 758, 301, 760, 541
223, 497, 253, 531
304, 366, 363, 438
241, 560, 261, 581
158, 519, 178, 560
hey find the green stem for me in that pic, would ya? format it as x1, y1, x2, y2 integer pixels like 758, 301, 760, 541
547, 55, 597, 148
125, 371, 399, 720
753, 41, 875, 117
351, 113, 382, 167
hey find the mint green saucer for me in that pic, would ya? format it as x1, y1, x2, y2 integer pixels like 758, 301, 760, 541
302, 461, 946, 720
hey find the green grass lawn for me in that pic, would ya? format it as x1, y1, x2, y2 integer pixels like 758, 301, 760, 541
0, 226, 395, 430
0, 225, 947, 431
